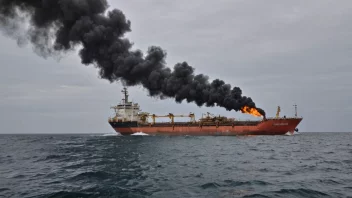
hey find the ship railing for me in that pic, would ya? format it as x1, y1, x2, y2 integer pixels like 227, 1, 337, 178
233, 119, 260, 122
266, 116, 303, 120
141, 121, 196, 125
108, 117, 118, 122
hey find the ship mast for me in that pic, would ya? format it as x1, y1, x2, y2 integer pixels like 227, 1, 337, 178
122, 87, 129, 104
293, 104, 297, 117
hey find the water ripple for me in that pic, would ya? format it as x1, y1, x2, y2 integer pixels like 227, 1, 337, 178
0, 133, 351, 197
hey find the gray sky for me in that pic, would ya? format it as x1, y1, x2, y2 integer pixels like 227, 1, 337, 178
1, 0, 351, 133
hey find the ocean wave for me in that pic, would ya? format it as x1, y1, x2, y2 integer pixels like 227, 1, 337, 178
0, 188, 10, 193
272, 188, 330, 197
200, 182, 221, 189
201, 180, 271, 189
4, 172, 26, 179
242, 194, 271, 198
223, 180, 271, 187
102, 133, 121, 136
36, 191, 96, 198
35, 186, 152, 198
34, 154, 74, 163
66, 171, 111, 182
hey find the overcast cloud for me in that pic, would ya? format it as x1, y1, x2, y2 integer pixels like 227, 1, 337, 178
1, 0, 352, 133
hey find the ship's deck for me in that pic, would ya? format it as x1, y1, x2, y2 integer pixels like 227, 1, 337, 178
138, 120, 261, 127
133, 117, 303, 127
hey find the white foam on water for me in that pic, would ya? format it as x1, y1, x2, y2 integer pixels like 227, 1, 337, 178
131, 132, 149, 136
284, 131, 294, 136
293, 131, 301, 135
102, 132, 121, 136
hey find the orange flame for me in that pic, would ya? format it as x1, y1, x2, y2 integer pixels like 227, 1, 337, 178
240, 106, 263, 117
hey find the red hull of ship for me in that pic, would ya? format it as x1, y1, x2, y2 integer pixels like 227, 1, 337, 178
110, 118, 302, 136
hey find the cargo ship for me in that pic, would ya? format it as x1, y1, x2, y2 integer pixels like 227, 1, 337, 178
108, 88, 303, 135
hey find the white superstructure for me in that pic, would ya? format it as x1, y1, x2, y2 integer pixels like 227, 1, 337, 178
110, 87, 141, 122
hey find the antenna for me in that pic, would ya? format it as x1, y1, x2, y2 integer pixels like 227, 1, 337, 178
293, 104, 297, 117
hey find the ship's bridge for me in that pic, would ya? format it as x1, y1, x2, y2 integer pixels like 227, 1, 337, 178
109, 88, 141, 122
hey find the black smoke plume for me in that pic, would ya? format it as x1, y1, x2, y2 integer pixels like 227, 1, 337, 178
0, 0, 266, 117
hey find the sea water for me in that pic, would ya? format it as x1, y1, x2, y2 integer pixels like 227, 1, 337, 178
0, 132, 351, 197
